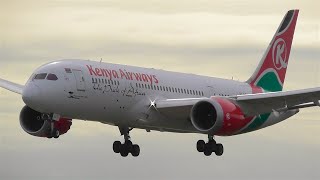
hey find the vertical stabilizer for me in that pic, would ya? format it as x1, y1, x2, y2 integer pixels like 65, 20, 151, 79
247, 10, 299, 92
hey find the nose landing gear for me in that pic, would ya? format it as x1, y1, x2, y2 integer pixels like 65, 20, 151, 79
197, 135, 224, 156
113, 127, 140, 157
41, 114, 60, 139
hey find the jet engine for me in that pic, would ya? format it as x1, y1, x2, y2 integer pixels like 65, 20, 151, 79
190, 97, 247, 135
19, 106, 72, 138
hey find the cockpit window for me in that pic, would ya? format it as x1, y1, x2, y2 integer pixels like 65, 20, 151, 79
34, 73, 47, 80
47, 74, 58, 81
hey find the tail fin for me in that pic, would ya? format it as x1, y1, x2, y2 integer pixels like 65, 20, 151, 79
247, 10, 299, 92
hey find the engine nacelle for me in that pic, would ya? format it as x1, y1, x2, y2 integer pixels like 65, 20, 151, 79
190, 97, 248, 135
19, 106, 72, 138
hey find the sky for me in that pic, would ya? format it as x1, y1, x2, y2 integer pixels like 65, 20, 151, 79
0, 0, 320, 179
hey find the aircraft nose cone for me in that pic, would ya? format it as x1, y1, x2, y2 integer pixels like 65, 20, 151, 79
22, 83, 41, 108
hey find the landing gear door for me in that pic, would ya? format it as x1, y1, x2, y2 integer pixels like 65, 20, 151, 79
72, 69, 86, 92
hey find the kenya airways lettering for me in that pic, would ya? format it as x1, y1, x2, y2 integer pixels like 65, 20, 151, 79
86, 65, 159, 85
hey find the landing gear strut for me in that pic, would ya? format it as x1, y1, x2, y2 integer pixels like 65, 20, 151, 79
113, 127, 140, 157
196, 135, 224, 156
41, 114, 60, 139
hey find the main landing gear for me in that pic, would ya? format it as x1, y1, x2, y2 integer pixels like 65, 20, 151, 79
196, 135, 224, 156
112, 127, 140, 157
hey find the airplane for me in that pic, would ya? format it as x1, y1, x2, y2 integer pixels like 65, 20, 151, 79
1, 9, 318, 157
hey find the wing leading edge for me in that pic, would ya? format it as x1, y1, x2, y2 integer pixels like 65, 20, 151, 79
0, 78, 24, 95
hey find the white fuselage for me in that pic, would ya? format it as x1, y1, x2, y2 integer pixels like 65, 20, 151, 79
22, 60, 293, 135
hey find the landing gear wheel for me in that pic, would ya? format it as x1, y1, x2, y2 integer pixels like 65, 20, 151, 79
197, 135, 224, 157
215, 143, 224, 156
204, 144, 213, 156
53, 129, 60, 139
197, 140, 205, 152
113, 141, 121, 153
120, 144, 129, 157
131, 144, 140, 157
114, 127, 141, 157
125, 140, 133, 152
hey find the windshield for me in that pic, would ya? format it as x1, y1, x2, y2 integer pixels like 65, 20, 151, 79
47, 74, 58, 81
34, 73, 47, 80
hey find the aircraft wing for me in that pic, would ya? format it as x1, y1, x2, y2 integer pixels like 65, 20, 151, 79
155, 87, 320, 118
155, 98, 206, 119
0, 78, 24, 95
230, 87, 320, 116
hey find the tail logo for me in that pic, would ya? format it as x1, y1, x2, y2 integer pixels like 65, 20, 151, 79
272, 38, 288, 70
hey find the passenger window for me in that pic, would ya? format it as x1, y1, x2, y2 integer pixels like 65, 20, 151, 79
34, 73, 47, 80
47, 74, 58, 81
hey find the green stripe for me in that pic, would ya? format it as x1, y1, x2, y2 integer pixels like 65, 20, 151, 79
240, 113, 271, 133
256, 71, 282, 92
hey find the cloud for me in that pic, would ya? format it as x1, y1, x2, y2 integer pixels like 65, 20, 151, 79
1, 1, 319, 47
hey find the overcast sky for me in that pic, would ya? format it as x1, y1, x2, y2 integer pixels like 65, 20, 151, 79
1, 0, 320, 179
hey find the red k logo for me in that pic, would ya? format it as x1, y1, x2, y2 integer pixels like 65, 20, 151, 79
272, 38, 288, 70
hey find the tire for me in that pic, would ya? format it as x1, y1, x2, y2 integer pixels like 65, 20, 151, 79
113, 141, 121, 153
215, 144, 224, 156
120, 144, 129, 157
208, 141, 217, 152
197, 140, 205, 152
53, 130, 60, 139
125, 140, 133, 152
131, 144, 140, 157
203, 144, 212, 156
